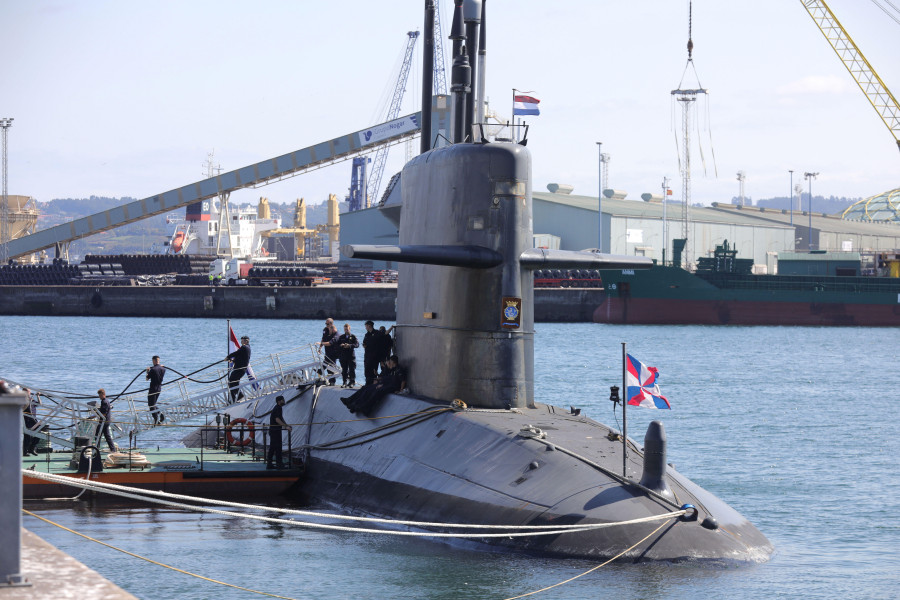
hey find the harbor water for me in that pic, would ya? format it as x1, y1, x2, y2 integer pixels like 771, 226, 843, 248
6, 315, 899, 599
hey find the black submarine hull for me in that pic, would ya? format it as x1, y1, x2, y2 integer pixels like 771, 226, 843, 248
221, 388, 773, 562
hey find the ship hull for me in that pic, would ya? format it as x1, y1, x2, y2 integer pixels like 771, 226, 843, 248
214, 387, 774, 563
594, 266, 900, 326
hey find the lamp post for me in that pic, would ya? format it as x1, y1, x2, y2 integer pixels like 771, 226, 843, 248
804, 172, 819, 251
662, 176, 670, 265
788, 169, 794, 228
597, 142, 603, 251
0, 117, 13, 266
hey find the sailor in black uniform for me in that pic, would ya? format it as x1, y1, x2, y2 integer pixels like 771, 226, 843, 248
23, 388, 40, 456
317, 319, 340, 385
266, 395, 291, 469
337, 323, 359, 388
362, 321, 380, 386
341, 355, 406, 417
145, 355, 166, 425
227, 336, 252, 402
97, 388, 117, 452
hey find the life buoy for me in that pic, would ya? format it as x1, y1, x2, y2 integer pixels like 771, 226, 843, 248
225, 418, 255, 446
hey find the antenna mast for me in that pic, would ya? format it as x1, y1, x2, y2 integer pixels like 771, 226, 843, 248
671, 1, 707, 269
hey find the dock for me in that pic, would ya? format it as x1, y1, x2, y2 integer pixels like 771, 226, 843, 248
19, 528, 138, 599
22, 446, 303, 501
0, 283, 604, 321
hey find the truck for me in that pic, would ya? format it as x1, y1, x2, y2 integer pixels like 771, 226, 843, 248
209, 259, 252, 286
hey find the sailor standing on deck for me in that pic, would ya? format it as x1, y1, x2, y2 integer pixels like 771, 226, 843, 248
266, 395, 291, 469
337, 323, 359, 388
317, 318, 340, 386
145, 355, 166, 425
362, 321, 380, 386
227, 336, 252, 402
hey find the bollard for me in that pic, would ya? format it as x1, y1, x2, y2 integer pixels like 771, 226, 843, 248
0, 390, 30, 587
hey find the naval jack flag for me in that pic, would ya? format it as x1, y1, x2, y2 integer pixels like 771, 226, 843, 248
625, 354, 670, 409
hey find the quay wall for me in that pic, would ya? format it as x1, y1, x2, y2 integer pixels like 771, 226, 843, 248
0, 285, 602, 322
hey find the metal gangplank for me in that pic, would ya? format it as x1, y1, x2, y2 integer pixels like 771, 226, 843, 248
15, 344, 339, 450
6, 98, 451, 260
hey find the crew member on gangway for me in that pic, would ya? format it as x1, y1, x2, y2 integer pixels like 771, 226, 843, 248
227, 336, 252, 402
97, 388, 117, 452
317, 318, 340, 385
23, 388, 41, 456
145, 355, 166, 425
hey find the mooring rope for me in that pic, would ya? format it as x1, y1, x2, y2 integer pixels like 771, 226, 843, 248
22, 510, 299, 600
501, 518, 677, 600
23, 470, 686, 538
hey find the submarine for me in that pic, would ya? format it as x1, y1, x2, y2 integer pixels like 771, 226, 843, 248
211, 0, 774, 562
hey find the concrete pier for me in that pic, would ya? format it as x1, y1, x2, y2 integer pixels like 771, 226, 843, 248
0, 284, 605, 322
16, 528, 138, 600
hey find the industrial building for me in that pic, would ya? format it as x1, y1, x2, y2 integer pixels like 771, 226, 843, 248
339, 183, 900, 273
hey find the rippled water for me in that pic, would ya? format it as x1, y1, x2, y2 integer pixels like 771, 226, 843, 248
5, 316, 898, 599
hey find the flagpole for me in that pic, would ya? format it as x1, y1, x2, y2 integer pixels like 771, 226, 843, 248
226, 318, 232, 374
511, 88, 516, 143
622, 341, 627, 478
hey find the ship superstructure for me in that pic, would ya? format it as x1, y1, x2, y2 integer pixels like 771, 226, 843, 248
163, 196, 280, 259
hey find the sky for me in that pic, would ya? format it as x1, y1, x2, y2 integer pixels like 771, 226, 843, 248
3, 0, 899, 212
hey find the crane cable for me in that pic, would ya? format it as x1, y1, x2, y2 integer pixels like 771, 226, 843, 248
22, 510, 299, 600
869, 0, 900, 26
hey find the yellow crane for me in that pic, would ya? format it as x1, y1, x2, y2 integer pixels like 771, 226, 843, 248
801, 0, 900, 153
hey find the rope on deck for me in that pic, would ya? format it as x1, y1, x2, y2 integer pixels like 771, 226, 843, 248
23, 469, 686, 538
22, 510, 299, 600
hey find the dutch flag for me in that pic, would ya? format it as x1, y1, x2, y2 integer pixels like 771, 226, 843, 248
625, 354, 671, 410
513, 95, 541, 116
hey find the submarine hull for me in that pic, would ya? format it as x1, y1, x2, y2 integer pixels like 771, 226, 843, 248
221, 388, 774, 562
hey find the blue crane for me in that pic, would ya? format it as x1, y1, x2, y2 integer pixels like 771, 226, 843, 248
363, 31, 420, 208
432, 1, 448, 95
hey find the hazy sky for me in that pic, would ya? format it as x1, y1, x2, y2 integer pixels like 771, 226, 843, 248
4, 0, 899, 211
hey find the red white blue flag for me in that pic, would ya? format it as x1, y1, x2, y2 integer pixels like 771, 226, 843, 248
626, 354, 670, 409
513, 95, 541, 116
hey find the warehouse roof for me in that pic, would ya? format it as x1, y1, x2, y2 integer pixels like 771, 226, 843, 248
707, 201, 900, 236
533, 191, 791, 229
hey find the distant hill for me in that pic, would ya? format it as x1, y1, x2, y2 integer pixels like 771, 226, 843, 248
32, 196, 350, 258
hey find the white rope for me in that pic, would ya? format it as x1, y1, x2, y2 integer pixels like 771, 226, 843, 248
24, 469, 685, 538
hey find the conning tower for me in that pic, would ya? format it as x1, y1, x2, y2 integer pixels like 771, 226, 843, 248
344, 0, 650, 409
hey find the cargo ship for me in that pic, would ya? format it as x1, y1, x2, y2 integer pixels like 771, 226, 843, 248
593, 241, 900, 326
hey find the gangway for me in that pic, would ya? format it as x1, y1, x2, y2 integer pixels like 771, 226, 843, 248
13, 344, 338, 450
5, 100, 451, 261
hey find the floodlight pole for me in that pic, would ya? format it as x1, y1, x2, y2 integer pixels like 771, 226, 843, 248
0, 117, 13, 266
597, 142, 603, 251
804, 171, 819, 251
788, 169, 794, 228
